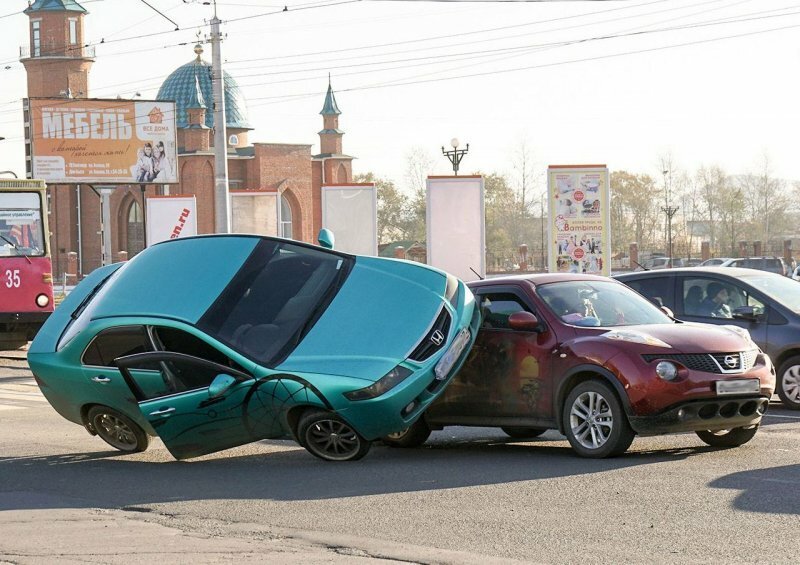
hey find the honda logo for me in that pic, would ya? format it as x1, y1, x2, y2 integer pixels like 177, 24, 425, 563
430, 330, 445, 346
724, 355, 738, 369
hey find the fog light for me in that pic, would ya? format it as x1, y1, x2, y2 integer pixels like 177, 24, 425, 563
35, 294, 49, 308
402, 400, 418, 417
656, 361, 678, 381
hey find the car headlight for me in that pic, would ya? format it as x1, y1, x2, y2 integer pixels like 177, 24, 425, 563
656, 361, 678, 381
602, 330, 672, 348
344, 366, 413, 401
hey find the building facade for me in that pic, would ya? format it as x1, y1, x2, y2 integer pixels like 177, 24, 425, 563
20, 0, 355, 280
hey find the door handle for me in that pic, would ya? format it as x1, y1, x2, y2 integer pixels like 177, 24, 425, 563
91, 376, 111, 383
148, 407, 176, 416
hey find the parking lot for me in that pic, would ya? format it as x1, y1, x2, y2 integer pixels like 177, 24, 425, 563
1, 348, 799, 564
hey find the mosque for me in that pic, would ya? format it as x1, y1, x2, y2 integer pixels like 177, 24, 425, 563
20, 0, 356, 279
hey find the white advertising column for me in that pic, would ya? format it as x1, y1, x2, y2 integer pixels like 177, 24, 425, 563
321, 184, 378, 256
230, 191, 280, 236
145, 195, 198, 246
426, 176, 485, 281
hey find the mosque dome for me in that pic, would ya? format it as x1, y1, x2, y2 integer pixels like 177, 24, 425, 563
157, 44, 252, 130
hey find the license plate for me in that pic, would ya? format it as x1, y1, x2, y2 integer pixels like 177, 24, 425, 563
715, 378, 760, 395
434, 328, 472, 380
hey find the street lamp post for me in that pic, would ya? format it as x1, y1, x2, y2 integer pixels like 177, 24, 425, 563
661, 168, 679, 267
441, 138, 469, 175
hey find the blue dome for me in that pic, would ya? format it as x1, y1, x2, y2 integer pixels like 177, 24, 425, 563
157, 47, 252, 130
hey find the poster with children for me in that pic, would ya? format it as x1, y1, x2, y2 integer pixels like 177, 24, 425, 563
548, 165, 610, 276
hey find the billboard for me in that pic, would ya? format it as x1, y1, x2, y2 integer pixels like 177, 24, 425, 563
231, 191, 279, 236
426, 176, 485, 282
322, 184, 377, 256
145, 195, 197, 246
547, 165, 610, 276
26, 98, 179, 184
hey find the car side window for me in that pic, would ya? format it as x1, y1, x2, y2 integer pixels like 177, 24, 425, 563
624, 278, 670, 308
150, 326, 248, 373
479, 293, 532, 330
120, 355, 244, 401
681, 278, 765, 318
82, 326, 150, 367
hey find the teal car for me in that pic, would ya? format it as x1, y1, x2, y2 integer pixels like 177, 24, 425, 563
28, 234, 479, 462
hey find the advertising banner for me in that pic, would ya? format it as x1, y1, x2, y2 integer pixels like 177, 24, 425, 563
322, 184, 377, 256
547, 165, 610, 276
145, 195, 197, 246
231, 191, 279, 236
27, 98, 179, 184
426, 176, 485, 282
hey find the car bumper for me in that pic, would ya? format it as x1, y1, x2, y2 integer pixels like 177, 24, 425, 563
342, 300, 481, 440
0, 311, 51, 325
628, 395, 769, 435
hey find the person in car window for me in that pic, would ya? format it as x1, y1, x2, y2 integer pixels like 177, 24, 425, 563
700, 282, 732, 318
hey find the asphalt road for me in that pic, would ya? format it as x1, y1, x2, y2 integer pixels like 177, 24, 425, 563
1, 349, 799, 564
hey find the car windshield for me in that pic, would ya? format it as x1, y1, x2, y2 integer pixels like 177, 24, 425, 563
0, 192, 45, 257
537, 280, 672, 327
740, 273, 800, 313
197, 239, 353, 366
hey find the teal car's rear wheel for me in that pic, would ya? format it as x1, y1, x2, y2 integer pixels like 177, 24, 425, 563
87, 406, 149, 453
297, 409, 371, 462
382, 418, 432, 448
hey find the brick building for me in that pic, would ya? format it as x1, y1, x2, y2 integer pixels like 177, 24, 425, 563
20, 0, 355, 280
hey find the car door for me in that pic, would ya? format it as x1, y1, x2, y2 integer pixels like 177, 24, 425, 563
428, 287, 557, 424
676, 276, 769, 349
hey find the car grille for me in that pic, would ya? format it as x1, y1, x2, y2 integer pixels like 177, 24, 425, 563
642, 350, 759, 374
409, 307, 452, 362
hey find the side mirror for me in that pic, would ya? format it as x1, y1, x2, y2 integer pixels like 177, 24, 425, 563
208, 373, 238, 398
508, 311, 541, 332
317, 228, 335, 250
732, 306, 761, 322
661, 305, 674, 318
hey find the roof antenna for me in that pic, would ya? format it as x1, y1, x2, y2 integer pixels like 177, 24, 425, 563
470, 267, 484, 280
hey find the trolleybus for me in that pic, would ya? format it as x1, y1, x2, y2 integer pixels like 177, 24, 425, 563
0, 178, 53, 349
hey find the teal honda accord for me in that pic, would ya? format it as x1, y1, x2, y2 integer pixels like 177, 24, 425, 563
28, 233, 479, 461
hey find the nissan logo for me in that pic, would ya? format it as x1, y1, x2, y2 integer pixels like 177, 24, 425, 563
724, 355, 738, 368
430, 330, 445, 346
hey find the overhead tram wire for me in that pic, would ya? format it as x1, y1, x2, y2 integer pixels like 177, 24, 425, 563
1, 2, 797, 115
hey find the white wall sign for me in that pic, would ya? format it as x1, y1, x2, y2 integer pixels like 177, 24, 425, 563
322, 184, 378, 256
145, 195, 197, 246
230, 191, 279, 236
426, 176, 485, 281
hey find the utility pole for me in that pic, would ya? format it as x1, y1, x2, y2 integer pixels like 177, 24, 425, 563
210, 1, 230, 233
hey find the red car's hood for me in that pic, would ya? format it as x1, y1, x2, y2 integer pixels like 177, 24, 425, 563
605, 322, 755, 354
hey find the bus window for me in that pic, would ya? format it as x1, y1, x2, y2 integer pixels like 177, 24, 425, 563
0, 192, 45, 256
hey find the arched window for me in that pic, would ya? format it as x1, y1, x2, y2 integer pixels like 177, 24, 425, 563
127, 200, 144, 256
280, 193, 293, 239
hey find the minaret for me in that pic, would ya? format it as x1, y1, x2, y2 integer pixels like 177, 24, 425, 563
318, 78, 343, 155
21, 0, 94, 99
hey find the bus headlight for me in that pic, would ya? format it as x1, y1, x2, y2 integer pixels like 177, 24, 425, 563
35, 294, 50, 308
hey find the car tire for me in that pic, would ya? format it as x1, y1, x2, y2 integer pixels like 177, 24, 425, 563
562, 380, 634, 458
776, 356, 800, 410
695, 425, 759, 448
297, 409, 371, 462
501, 427, 547, 439
382, 418, 432, 448
87, 405, 149, 453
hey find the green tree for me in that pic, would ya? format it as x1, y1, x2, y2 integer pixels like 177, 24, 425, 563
354, 172, 408, 245
610, 171, 661, 255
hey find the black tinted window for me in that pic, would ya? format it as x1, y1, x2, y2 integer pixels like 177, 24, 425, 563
198, 239, 352, 366
83, 326, 149, 367
151, 326, 246, 373
479, 293, 531, 329
623, 277, 671, 308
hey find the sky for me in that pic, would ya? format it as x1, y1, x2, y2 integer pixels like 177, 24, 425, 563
0, 0, 799, 192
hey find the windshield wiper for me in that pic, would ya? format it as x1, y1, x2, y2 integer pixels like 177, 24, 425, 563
0, 234, 32, 263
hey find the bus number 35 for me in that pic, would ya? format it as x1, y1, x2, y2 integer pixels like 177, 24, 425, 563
4, 269, 20, 288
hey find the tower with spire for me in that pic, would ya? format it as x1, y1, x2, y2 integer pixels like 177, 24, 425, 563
312, 79, 353, 185
21, 0, 94, 99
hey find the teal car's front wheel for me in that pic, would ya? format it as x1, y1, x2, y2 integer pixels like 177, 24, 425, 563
297, 409, 371, 462
87, 405, 150, 453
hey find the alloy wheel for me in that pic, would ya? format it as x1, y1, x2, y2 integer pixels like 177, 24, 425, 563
304, 419, 362, 461
781, 365, 800, 403
569, 391, 614, 450
94, 413, 139, 451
